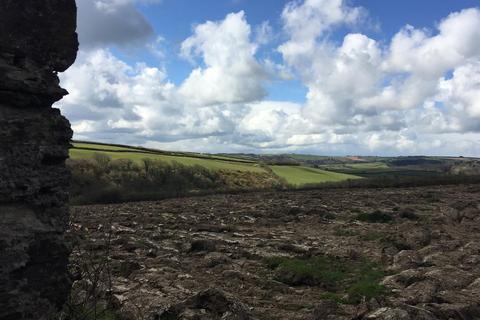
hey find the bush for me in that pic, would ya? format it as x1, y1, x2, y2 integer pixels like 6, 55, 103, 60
67, 156, 287, 205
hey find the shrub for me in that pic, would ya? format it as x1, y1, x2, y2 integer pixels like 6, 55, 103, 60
67, 156, 287, 204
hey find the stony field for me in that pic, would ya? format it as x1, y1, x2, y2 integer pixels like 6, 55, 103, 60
69, 184, 480, 320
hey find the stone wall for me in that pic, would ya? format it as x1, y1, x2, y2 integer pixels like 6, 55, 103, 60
0, 1, 78, 319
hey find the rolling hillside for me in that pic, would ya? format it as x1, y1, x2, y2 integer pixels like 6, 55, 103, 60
71, 142, 264, 173
70, 141, 361, 186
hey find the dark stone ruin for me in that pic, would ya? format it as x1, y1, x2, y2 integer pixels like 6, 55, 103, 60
0, 1, 78, 319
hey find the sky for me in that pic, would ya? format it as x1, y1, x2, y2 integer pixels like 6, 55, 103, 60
56, 0, 480, 156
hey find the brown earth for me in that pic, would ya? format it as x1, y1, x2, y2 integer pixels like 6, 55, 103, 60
69, 184, 480, 320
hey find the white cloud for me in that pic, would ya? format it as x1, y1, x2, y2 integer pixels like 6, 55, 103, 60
179, 11, 267, 106
385, 9, 480, 77
279, 0, 367, 71
254, 21, 273, 45
58, 2, 480, 155
278, 2, 480, 149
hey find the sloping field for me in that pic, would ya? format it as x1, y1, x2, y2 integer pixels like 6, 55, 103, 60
73, 142, 254, 162
70, 141, 363, 184
270, 165, 360, 185
70, 144, 265, 173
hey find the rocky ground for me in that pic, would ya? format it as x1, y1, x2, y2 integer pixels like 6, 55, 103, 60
69, 184, 480, 320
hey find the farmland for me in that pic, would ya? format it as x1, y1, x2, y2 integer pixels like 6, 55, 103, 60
68, 141, 480, 204
270, 165, 360, 185
70, 184, 480, 319
71, 142, 264, 173
70, 141, 361, 185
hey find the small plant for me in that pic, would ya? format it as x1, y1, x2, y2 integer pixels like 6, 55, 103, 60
265, 255, 387, 304
356, 210, 393, 223
345, 263, 386, 304
267, 256, 347, 288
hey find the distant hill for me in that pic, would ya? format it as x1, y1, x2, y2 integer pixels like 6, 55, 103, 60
69, 141, 362, 186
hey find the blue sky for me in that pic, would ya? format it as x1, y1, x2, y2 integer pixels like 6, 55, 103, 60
129, 0, 480, 98
56, 0, 480, 156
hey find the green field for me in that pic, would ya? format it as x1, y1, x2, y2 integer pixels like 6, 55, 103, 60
70, 148, 265, 172
322, 162, 389, 170
73, 142, 253, 162
270, 165, 361, 185
70, 142, 366, 184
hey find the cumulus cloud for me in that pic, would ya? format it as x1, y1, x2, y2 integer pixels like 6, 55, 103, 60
58, 1, 480, 155
432, 61, 480, 132
77, 0, 157, 48
279, 0, 367, 71
277, 1, 480, 153
58, 48, 247, 143
179, 11, 267, 106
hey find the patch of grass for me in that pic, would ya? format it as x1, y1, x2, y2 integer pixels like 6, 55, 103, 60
265, 255, 386, 304
270, 256, 347, 288
346, 263, 387, 304
320, 292, 345, 304
356, 210, 393, 223
270, 165, 361, 186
